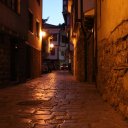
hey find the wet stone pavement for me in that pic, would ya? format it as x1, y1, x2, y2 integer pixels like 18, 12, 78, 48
0, 71, 128, 128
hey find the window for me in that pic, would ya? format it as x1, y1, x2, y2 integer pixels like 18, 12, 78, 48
36, 21, 40, 37
62, 35, 68, 43
36, 0, 40, 5
63, 5, 67, 12
7, 0, 12, 8
50, 48, 55, 55
28, 11, 33, 32
0, 0, 8, 5
63, 0, 67, 5
12, 0, 19, 13
16, 0, 21, 14
61, 51, 64, 56
52, 34, 57, 41
12, 0, 15, 10
0, 0, 20, 14
1, 0, 7, 4
97, 0, 101, 28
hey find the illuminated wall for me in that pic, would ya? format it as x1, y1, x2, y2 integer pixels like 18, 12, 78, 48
97, 0, 128, 117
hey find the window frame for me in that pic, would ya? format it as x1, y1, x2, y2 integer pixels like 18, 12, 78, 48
50, 48, 55, 55
36, 0, 40, 5
28, 10, 34, 33
36, 20, 40, 38
52, 34, 58, 41
0, 0, 20, 14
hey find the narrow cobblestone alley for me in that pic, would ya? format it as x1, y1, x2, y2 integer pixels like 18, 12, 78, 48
0, 71, 127, 128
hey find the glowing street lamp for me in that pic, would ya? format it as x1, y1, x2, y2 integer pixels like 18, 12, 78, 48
50, 43, 54, 49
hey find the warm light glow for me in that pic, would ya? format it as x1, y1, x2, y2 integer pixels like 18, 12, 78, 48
50, 43, 54, 48
72, 37, 77, 47
40, 30, 46, 39
49, 36, 53, 40
72, 32, 77, 39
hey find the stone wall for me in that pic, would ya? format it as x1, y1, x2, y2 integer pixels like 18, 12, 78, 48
97, 20, 128, 117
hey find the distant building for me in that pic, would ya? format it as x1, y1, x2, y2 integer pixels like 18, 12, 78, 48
42, 23, 69, 68
0, 0, 42, 86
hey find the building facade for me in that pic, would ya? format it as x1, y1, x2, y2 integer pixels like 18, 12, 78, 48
28, 0, 42, 78
0, 0, 42, 86
0, 0, 28, 85
96, 0, 128, 117
42, 23, 69, 67
63, 0, 96, 82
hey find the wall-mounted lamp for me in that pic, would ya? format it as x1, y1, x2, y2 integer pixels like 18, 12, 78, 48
72, 32, 77, 39
40, 30, 47, 40
50, 43, 54, 49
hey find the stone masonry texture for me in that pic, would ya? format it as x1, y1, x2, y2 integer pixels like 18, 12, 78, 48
0, 71, 128, 128
97, 20, 128, 117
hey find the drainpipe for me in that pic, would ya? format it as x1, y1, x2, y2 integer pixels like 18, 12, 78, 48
80, 0, 86, 35
80, 0, 88, 81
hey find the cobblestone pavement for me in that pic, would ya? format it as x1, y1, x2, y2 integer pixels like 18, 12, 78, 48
0, 71, 128, 128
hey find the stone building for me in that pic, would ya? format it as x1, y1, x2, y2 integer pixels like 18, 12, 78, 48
0, 0, 28, 85
0, 0, 42, 86
63, 0, 96, 82
96, 0, 128, 117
